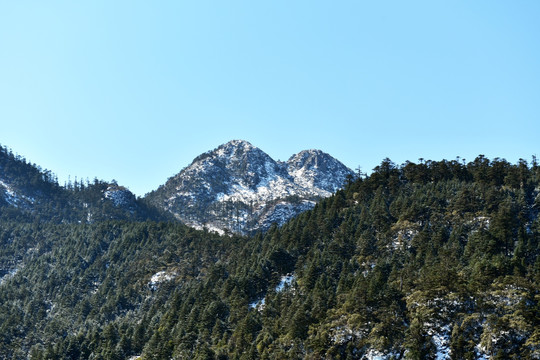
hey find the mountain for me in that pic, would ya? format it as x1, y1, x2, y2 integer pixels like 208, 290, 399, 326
0, 145, 167, 223
145, 140, 354, 234
1, 156, 539, 359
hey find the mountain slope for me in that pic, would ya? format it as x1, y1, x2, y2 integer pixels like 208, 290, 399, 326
145, 140, 354, 234
0, 145, 167, 223
1, 156, 539, 359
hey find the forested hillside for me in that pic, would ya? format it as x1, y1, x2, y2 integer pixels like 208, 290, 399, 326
1, 155, 539, 359
0, 145, 167, 223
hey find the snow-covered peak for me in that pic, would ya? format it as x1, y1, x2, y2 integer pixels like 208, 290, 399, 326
220, 139, 255, 151
213, 139, 272, 166
288, 149, 340, 171
192, 140, 260, 164
146, 140, 354, 234
184, 139, 281, 191
288, 149, 325, 164
287, 149, 352, 193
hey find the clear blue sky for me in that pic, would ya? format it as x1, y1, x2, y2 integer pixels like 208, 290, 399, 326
1, 1, 539, 196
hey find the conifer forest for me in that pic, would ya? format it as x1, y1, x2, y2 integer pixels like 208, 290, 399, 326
1, 146, 540, 359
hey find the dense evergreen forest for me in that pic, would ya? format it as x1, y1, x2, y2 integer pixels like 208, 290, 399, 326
0, 145, 167, 223
1, 154, 540, 359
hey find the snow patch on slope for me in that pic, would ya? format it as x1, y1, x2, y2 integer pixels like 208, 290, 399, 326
148, 271, 177, 291
0, 268, 19, 285
0, 180, 35, 206
250, 274, 296, 310
276, 274, 295, 292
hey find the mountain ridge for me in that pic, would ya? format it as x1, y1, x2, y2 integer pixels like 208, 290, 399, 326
0, 140, 354, 231
0, 144, 169, 223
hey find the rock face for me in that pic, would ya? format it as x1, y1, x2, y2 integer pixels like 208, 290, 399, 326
145, 140, 353, 234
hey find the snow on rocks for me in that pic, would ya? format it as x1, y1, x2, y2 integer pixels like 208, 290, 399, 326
148, 271, 177, 291
287, 149, 352, 193
363, 349, 402, 360
104, 185, 135, 207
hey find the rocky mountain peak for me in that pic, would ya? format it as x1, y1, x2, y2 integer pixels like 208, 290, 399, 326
218, 139, 256, 153
212, 140, 281, 188
146, 140, 354, 234
287, 149, 337, 174
287, 149, 352, 193
193, 140, 265, 164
